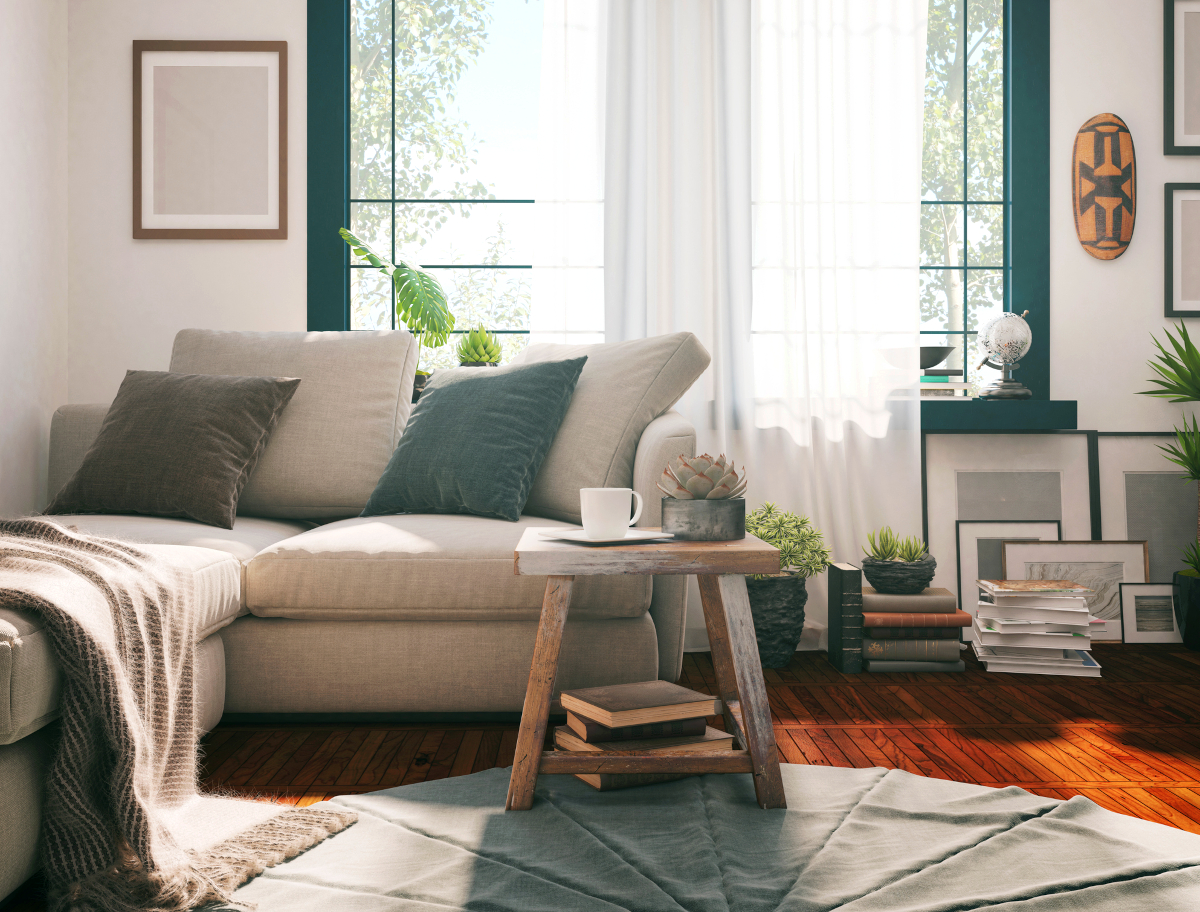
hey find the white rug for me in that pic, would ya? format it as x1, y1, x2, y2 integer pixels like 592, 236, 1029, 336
225, 764, 1200, 911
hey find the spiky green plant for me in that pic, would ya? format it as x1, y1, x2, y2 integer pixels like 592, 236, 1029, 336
1182, 540, 1200, 577
896, 535, 929, 562
339, 228, 454, 374
456, 326, 503, 364
863, 526, 900, 561
1159, 414, 1200, 542
1140, 322, 1200, 402
745, 502, 831, 579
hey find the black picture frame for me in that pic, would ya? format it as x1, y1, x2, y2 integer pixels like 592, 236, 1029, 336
1165, 1, 1200, 155
954, 520, 1064, 615
1165, 183, 1200, 316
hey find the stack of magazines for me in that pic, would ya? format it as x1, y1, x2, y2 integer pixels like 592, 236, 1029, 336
970, 579, 1102, 677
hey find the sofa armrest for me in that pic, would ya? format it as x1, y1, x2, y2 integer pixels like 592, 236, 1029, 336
47, 404, 108, 501
633, 410, 695, 682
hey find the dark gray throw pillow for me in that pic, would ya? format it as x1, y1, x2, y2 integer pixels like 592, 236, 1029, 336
362, 357, 587, 522
46, 370, 300, 529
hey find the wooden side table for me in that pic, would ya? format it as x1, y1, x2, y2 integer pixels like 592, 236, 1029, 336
505, 528, 786, 811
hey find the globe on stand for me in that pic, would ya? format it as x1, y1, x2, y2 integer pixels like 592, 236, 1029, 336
977, 310, 1033, 400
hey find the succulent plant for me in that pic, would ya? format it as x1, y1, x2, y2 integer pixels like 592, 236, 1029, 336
456, 326, 503, 364
746, 502, 831, 579
864, 526, 928, 562
657, 454, 747, 500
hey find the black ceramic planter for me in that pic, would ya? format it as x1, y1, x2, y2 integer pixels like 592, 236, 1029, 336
861, 555, 937, 595
1173, 571, 1200, 650
412, 373, 430, 403
746, 575, 808, 668
661, 498, 746, 541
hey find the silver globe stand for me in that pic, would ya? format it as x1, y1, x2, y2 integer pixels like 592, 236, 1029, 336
978, 358, 1033, 399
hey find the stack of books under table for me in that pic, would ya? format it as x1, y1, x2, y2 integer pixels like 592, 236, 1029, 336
555, 680, 730, 790
861, 587, 971, 672
970, 579, 1101, 677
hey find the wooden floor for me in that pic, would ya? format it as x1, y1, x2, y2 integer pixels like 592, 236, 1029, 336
6, 644, 1200, 911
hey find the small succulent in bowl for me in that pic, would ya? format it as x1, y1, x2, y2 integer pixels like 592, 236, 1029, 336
860, 526, 936, 595
657, 454, 747, 500
456, 326, 503, 366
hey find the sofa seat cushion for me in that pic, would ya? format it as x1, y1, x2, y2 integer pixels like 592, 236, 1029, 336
246, 514, 652, 621
0, 544, 238, 745
47, 514, 311, 563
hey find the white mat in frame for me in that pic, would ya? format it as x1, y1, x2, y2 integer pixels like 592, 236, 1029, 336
924, 433, 1092, 598
1001, 540, 1150, 642
1119, 583, 1184, 645
955, 521, 1062, 639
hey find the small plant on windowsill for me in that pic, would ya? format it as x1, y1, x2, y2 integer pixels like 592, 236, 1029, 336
860, 526, 936, 595
339, 228, 455, 400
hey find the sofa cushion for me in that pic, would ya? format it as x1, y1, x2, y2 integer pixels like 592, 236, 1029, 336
169, 329, 419, 520
45, 370, 300, 529
362, 358, 587, 522
246, 514, 652, 621
514, 333, 711, 523
0, 544, 238, 745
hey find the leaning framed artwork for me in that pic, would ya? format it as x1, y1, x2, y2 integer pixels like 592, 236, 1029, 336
1119, 583, 1183, 644
133, 40, 287, 239
1001, 540, 1150, 642
1166, 184, 1200, 316
954, 520, 1062, 617
1166, 0, 1200, 154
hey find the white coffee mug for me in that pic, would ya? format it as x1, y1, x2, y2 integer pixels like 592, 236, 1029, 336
580, 487, 643, 540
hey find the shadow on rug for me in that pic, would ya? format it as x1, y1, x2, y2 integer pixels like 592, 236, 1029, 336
223, 764, 1200, 911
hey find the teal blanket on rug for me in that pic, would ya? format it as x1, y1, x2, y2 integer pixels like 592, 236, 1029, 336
226, 765, 1200, 911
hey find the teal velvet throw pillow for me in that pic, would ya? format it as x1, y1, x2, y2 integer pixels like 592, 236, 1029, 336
361, 357, 587, 522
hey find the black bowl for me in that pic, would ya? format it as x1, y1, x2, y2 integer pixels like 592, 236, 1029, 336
920, 346, 956, 370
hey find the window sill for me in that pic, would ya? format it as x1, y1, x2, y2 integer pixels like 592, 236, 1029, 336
920, 399, 1077, 431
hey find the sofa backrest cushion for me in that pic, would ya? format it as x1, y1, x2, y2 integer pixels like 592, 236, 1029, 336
170, 329, 419, 519
513, 332, 711, 523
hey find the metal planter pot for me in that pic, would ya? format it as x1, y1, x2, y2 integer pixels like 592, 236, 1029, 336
746, 575, 808, 668
661, 498, 746, 541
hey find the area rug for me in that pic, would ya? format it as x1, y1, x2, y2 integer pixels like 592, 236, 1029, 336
224, 764, 1200, 911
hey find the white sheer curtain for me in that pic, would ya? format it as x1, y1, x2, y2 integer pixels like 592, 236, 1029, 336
604, 0, 926, 647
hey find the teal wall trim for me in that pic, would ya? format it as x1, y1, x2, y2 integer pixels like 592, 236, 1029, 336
1007, 0, 1050, 399
307, 0, 349, 331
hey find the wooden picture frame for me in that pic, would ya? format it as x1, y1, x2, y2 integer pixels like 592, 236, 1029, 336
1165, 0, 1200, 154
133, 40, 287, 239
1165, 183, 1200, 315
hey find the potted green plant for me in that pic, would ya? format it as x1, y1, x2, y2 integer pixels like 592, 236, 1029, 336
860, 527, 936, 595
456, 326, 502, 367
657, 454, 747, 540
1140, 323, 1200, 648
339, 228, 455, 401
743, 503, 832, 667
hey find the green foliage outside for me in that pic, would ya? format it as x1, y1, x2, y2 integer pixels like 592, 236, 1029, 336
746, 503, 832, 580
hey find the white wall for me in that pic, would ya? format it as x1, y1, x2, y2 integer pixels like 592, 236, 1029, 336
1051, 0, 1198, 431
0, 0, 69, 515
67, 0, 307, 406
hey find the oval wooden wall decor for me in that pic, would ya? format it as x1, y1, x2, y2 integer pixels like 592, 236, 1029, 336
1072, 113, 1136, 260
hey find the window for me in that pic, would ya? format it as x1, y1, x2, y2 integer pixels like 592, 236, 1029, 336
920, 0, 1006, 389
347, 0, 544, 366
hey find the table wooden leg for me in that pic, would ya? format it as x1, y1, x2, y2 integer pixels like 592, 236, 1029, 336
506, 575, 574, 810
698, 573, 786, 809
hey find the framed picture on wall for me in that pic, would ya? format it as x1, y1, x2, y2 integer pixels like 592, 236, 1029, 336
1166, 184, 1200, 316
1001, 540, 1150, 642
133, 40, 288, 239
1119, 583, 1183, 644
954, 521, 1062, 617
1166, 1, 1200, 155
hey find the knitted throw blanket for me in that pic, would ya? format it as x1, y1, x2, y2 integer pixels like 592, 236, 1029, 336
0, 520, 356, 911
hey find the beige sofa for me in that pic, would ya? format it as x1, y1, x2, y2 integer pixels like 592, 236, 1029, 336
0, 328, 708, 899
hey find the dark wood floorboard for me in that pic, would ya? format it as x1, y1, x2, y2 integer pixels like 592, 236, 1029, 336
6, 644, 1200, 911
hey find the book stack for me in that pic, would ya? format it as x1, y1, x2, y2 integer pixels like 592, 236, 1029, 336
921, 368, 970, 398
970, 579, 1102, 677
555, 680, 729, 791
861, 586, 970, 672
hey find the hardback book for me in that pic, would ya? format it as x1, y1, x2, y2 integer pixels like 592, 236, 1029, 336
559, 681, 721, 729
864, 659, 966, 672
975, 602, 1090, 624
861, 627, 961, 640
566, 712, 707, 743
861, 587, 957, 614
575, 772, 691, 791
972, 617, 1090, 649
923, 368, 963, 376
554, 725, 733, 754
862, 638, 961, 662
826, 563, 864, 673
862, 610, 972, 628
